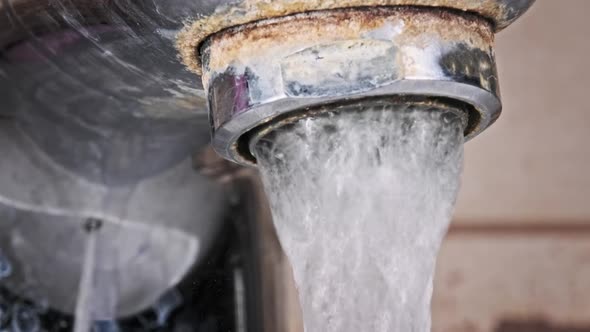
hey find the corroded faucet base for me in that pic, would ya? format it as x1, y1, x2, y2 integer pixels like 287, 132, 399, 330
201, 7, 501, 165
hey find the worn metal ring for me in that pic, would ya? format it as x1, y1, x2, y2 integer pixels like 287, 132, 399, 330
201, 7, 506, 165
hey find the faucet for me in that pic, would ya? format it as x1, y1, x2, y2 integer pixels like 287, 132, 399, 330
0, 0, 534, 331
178, 0, 535, 165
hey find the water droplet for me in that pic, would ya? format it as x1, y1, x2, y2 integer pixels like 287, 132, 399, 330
11, 304, 39, 332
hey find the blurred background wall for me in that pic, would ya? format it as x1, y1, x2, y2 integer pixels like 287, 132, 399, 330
433, 1, 590, 331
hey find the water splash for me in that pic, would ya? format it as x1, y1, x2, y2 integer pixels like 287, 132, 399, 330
254, 102, 465, 332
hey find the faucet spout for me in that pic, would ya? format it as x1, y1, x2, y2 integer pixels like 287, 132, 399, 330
177, 1, 535, 165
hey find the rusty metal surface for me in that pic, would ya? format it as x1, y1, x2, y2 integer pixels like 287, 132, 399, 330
177, 0, 535, 74
201, 7, 494, 85
200, 7, 501, 165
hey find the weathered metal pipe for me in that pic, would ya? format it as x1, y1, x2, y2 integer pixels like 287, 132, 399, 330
180, 0, 535, 165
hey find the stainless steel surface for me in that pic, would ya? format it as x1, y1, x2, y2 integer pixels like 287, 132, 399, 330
1, 3, 210, 183
0, 0, 236, 319
0, 120, 227, 318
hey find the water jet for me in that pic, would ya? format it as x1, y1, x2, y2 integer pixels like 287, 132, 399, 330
181, 1, 534, 331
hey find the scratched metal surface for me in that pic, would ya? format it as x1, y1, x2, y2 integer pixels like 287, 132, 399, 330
0, 0, 234, 323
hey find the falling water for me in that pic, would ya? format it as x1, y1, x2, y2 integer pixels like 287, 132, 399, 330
253, 100, 465, 332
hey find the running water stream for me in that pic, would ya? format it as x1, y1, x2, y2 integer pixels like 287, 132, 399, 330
253, 101, 465, 332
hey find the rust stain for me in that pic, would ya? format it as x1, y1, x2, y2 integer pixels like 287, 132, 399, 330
199, 7, 493, 85
177, 0, 507, 75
